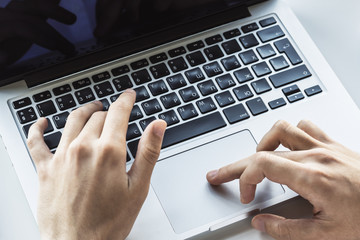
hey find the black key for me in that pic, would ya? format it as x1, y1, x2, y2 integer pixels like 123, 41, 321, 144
56, 94, 76, 111
221, 56, 241, 71
215, 91, 235, 107
269, 98, 286, 109
139, 117, 156, 131
257, 25, 285, 43
269, 65, 312, 88
203, 62, 223, 77
92, 71, 111, 83
223, 28, 241, 39
17, 107, 37, 124
198, 80, 218, 96
126, 152, 131, 162
100, 99, 110, 111
110, 94, 120, 103
205, 34, 223, 45
169, 47, 187, 58
179, 86, 200, 102
160, 92, 181, 109
53, 84, 71, 96
204, 45, 224, 61
187, 41, 205, 51
75, 88, 95, 104
126, 123, 141, 141
166, 74, 187, 90
113, 75, 133, 92
282, 85, 300, 96
142, 99, 162, 115
222, 40, 241, 55
233, 85, 254, 101
287, 92, 305, 103
150, 63, 170, 79
23, 119, 54, 138
241, 22, 259, 33
196, 97, 217, 114
94, 81, 114, 98
132, 69, 152, 85
130, 105, 143, 122
111, 65, 130, 76
44, 132, 62, 150
53, 112, 69, 129
239, 34, 259, 49
251, 78, 272, 94
234, 68, 254, 83
73, 78, 91, 90
252, 62, 272, 77
246, 97, 268, 116
239, 50, 259, 65
128, 112, 227, 157
33, 91, 51, 103
131, 59, 149, 70
223, 104, 250, 124
158, 110, 180, 127
305, 85, 322, 97
274, 38, 303, 65
134, 86, 150, 102
37, 101, 57, 117
148, 80, 169, 96
270, 56, 289, 71
178, 104, 198, 120
150, 53, 168, 64
259, 17, 277, 27
186, 51, 206, 67
162, 112, 226, 149
13, 97, 31, 109
257, 44, 276, 59
215, 74, 236, 90
185, 68, 205, 83
168, 57, 188, 73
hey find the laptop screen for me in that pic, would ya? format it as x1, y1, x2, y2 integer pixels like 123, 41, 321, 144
0, 0, 257, 86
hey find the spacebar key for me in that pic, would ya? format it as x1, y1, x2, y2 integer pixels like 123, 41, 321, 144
162, 112, 226, 149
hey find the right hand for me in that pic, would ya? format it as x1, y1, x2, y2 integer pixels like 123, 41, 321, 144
0, 0, 76, 67
207, 120, 360, 240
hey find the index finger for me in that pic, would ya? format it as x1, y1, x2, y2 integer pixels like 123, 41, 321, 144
100, 89, 136, 143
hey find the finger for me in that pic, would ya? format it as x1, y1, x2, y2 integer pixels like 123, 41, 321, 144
57, 101, 103, 150
252, 214, 319, 240
257, 120, 322, 152
101, 89, 136, 144
77, 111, 107, 140
239, 152, 311, 204
39, 5, 77, 25
128, 120, 167, 189
296, 119, 332, 144
27, 118, 53, 166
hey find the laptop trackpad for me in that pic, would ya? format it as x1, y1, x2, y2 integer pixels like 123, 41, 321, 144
151, 130, 285, 234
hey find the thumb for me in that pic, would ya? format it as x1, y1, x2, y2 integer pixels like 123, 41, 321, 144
128, 120, 167, 189
252, 214, 318, 240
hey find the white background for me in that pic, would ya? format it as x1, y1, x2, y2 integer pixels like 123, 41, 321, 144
1, 0, 360, 239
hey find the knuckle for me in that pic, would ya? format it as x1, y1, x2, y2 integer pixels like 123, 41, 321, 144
275, 220, 292, 240
68, 139, 91, 156
141, 143, 160, 165
253, 151, 272, 166
274, 120, 291, 132
26, 136, 37, 150
97, 141, 124, 159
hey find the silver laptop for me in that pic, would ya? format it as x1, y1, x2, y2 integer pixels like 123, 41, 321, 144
1, 0, 360, 239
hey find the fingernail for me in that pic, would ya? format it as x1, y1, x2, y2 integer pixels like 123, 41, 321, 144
252, 217, 266, 233
207, 170, 218, 179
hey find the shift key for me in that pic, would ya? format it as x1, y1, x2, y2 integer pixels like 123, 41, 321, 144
269, 65, 312, 88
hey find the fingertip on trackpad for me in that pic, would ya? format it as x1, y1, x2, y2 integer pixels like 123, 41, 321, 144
151, 130, 285, 234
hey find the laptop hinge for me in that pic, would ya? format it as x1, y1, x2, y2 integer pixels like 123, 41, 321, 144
24, 4, 251, 88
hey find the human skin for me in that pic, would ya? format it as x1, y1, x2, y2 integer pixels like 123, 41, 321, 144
207, 120, 360, 240
27, 89, 167, 240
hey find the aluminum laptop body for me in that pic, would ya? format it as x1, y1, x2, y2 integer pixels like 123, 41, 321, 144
1, 0, 360, 239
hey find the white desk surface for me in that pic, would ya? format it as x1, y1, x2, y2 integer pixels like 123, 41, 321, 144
1, 0, 359, 239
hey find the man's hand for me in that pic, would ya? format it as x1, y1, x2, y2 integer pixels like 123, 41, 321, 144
27, 89, 167, 240
207, 120, 360, 240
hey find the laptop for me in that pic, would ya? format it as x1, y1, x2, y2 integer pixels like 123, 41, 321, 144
1, 0, 360, 239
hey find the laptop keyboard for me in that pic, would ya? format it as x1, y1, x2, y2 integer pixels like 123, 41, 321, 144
11, 15, 323, 162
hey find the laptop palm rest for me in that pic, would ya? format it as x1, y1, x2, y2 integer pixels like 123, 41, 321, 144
151, 130, 285, 234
